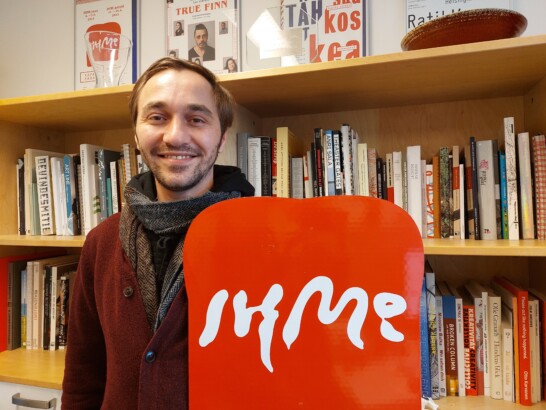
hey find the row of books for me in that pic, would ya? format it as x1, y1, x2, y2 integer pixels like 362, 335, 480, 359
421, 262, 545, 405
18, 143, 148, 237
241, 118, 546, 240
1, 251, 79, 352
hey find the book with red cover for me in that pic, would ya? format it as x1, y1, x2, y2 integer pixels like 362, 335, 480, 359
492, 276, 532, 405
461, 291, 478, 396
0, 250, 65, 352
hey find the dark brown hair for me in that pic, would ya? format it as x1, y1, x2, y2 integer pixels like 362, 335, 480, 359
128, 57, 234, 136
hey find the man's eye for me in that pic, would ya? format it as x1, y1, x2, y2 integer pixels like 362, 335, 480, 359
148, 114, 166, 122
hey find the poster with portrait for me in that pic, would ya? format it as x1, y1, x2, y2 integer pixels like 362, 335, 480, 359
166, 0, 240, 75
75, 0, 138, 90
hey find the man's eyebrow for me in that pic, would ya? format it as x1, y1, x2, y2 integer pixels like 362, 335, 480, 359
187, 103, 214, 116
140, 101, 168, 113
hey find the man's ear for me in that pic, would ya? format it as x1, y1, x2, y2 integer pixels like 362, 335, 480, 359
134, 134, 140, 150
218, 131, 228, 153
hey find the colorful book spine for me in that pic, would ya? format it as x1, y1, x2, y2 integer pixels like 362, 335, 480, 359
420, 276, 432, 398
532, 134, 546, 239
498, 150, 509, 238
517, 132, 535, 239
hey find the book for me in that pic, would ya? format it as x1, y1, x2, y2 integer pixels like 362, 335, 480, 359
236, 132, 251, 177
392, 150, 403, 208
420, 275, 432, 398
166, 0, 239, 74
469, 137, 481, 239
121, 143, 139, 184
438, 147, 452, 238
75, 0, 138, 90
483, 285, 503, 400
50, 157, 68, 236
290, 157, 304, 199
464, 145, 475, 239
98, 148, 122, 221
491, 276, 532, 405
356, 142, 369, 197
48, 259, 79, 350
35, 155, 56, 236
16, 158, 25, 235
247, 137, 262, 196
24, 149, 66, 236
517, 132, 535, 239
323, 130, 336, 196
407, 145, 422, 237
528, 287, 546, 399
260, 137, 273, 197
452, 145, 461, 238
7, 261, 27, 350
527, 295, 540, 403
280, 0, 368, 65
58, 271, 75, 350
110, 159, 121, 214
64, 154, 82, 235
271, 137, 278, 196
460, 289, 478, 396
503, 117, 520, 240
531, 134, 546, 240
32, 255, 79, 350
303, 151, 312, 198
276, 127, 306, 198
80, 144, 107, 235
498, 150, 509, 239
340, 124, 354, 196
332, 130, 343, 196
367, 147, 378, 198
432, 155, 441, 238
476, 139, 500, 240
425, 262, 439, 398
449, 284, 466, 396
385, 152, 394, 203
462, 281, 485, 395
435, 283, 447, 397
502, 313, 515, 402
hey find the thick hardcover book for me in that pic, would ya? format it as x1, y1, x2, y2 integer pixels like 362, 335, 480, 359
518, 132, 535, 239
531, 134, 546, 240
504, 117, 520, 239
407, 145, 423, 237
7, 261, 27, 350
528, 287, 546, 399
483, 285, 503, 400
491, 276, 532, 405
58, 271, 76, 350
469, 137, 481, 239
420, 276, 432, 398
438, 147, 452, 238
166, 0, 239, 74
98, 148, 122, 221
276, 127, 305, 198
75, 0, 138, 90
461, 293, 478, 396
260, 137, 273, 197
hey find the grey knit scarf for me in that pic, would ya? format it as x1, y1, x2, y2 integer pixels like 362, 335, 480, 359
120, 184, 241, 331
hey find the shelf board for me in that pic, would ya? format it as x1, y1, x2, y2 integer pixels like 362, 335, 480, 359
0, 349, 65, 390
0, 234, 544, 257
1, 35, 546, 131
439, 396, 546, 409
0, 235, 85, 248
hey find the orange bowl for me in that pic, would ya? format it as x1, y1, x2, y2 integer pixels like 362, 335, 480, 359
401, 8, 527, 51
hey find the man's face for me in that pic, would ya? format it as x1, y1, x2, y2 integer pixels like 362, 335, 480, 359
194, 28, 208, 49
134, 69, 227, 202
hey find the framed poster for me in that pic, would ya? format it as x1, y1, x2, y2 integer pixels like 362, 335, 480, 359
166, 0, 240, 74
75, 0, 138, 90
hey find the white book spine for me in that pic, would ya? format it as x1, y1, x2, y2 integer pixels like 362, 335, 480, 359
406, 145, 423, 237
110, 161, 119, 214
392, 151, 403, 208
489, 296, 503, 399
341, 124, 353, 195
35, 156, 55, 236
357, 143, 369, 196
517, 132, 535, 239
503, 323, 514, 401
304, 151, 313, 198
477, 140, 497, 240
504, 117, 520, 239
247, 137, 262, 197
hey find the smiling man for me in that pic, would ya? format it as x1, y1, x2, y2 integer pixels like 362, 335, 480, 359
61, 57, 254, 409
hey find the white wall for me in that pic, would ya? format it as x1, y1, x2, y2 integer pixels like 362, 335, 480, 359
0, 0, 544, 99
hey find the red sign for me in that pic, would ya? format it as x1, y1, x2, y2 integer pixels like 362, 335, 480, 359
185, 196, 424, 408
85, 22, 121, 66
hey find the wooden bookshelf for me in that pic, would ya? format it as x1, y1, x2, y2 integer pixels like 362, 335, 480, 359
1, 34, 546, 408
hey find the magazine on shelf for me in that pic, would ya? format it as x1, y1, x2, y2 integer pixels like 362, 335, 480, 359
74, 0, 138, 90
406, 0, 512, 32
166, 0, 240, 74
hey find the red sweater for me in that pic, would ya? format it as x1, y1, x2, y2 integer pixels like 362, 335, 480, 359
62, 213, 188, 409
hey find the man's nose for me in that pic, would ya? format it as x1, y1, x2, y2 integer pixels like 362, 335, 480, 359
163, 117, 191, 145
